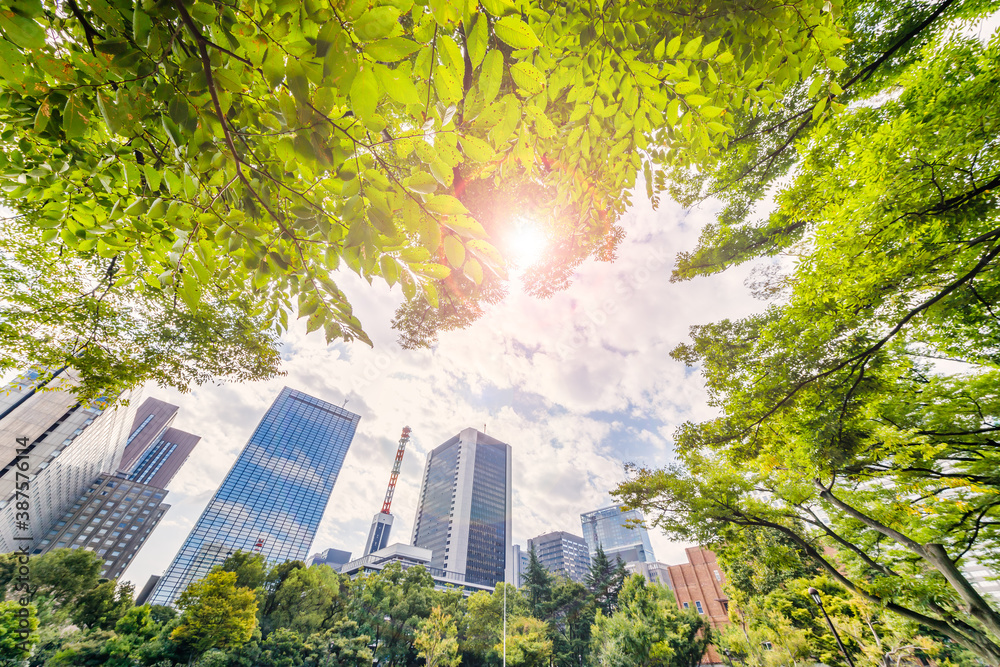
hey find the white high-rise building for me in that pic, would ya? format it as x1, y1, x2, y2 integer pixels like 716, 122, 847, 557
0, 368, 140, 553
411, 428, 512, 588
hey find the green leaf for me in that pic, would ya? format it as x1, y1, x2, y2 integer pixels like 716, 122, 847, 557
807, 76, 825, 98
144, 164, 162, 192
0, 11, 45, 49
480, 50, 504, 104
464, 257, 483, 284
479, 0, 518, 16
702, 39, 721, 59
443, 234, 466, 268
675, 80, 699, 95
685, 94, 710, 106
466, 239, 505, 271
459, 134, 496, 162
467, 14, 488, 69
441, 214, 487, 238
364, 37, 421, 62
405, 172, 439, 194
493, 16, 542, 50
411, 263, 451, 279
700, 105, 724, 118
424, 194, 469, 215
715, 51, 734, 64
509, 62, 545, 95
423, 281, 439, 307
665, 35, 682, 57
350, 66, 380, 120
682, 35, 703, 58
353, 6, 401, 41
434, 66, 463, 104
826, 56, 848, 72
63, 95, 89, 139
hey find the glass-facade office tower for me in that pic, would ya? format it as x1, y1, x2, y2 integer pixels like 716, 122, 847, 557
411, 428, 512, 588
0, 369, 139, 553
528, 531, 592, 583
581, 505, 656, 564
149, 388, 360, 606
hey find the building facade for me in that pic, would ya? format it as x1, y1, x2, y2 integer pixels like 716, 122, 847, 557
34, 474, 170, 578
527, 531, 591, 583
510, 544, 529, 587
306, 548, 353, 570
411, 428, 512, 588
149, 388, 360, 606
341, 543, 494, 596
667, 547, 730, 665
364, 512, 394, 556
117, 397, 180, 473
31, 398, 201, 579
580, 505, 656, 564
0, 368, 140, 553
125, 427, 201, 488
627, 561, 675, 589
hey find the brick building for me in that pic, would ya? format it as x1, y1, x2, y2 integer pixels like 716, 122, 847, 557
666, 546, 730, 665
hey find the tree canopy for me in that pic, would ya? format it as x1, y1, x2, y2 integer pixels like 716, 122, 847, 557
0, 0, 852, 396
614, 0, 1000, 663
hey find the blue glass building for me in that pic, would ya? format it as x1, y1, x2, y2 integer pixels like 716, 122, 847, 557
581, 504, 656, 564
148, 388, 360, 605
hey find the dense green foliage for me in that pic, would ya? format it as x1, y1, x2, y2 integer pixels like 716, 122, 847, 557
614, 0, 1000, 662
0, 549, 711, 666
590, 575, 712, 667
0, 0, 853, 397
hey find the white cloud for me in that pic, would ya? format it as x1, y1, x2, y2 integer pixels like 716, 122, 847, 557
123, 192, 765, 588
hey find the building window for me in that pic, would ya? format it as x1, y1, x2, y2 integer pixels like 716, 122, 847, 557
714, 570, 721, 582
682, 602, 689, 609
695, 601, 704, 614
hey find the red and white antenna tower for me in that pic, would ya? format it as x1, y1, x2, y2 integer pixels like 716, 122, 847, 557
380, 426, 411, 514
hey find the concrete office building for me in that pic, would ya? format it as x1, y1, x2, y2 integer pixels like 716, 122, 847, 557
124, 427, 201, 489
527, 531, 591, 583
149, 388, 360, 606
411, 428, 512, 588
0, 368, 140, 553
117, 397, 180, 472
341, 543, 494, 595
580, 504, 656, 564
306, 547, 353, 570
32, 397, 201, 577
627, 561, 675, 589
35, 474, 170, 578
510, 544, 529, 587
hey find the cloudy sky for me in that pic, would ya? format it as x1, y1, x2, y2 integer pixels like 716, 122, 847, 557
120, 189, 768, 590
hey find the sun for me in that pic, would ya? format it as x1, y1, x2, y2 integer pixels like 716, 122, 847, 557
506, 222, 548, 269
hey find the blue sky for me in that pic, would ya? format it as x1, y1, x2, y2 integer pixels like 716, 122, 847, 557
121, 190, 769, 589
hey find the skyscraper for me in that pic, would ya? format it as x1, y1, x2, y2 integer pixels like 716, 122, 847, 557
124, 427, 201, 488
580, 504, 656, 564
411, 427, 512, 588
527, 531, 592, 583
32, 397, 202, 578
35, 474, 171, 579
149, 387, 360, 605
117, 397, 179, 472
0, 368, 140, 553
